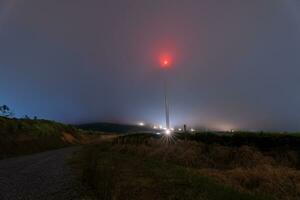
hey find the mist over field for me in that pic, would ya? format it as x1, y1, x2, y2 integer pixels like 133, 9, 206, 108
2, 1, 300, 199
1, 0, 300, 131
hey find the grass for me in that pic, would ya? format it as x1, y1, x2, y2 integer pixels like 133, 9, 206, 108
113, 136, 300, 199
72, 137, 275, 200
188, 132, 300, 151
2, 116, 299, 199
0, 116, 103, 159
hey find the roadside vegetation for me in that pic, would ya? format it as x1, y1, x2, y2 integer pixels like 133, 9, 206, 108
72, 132, 300, 200
0, 116, 102, 159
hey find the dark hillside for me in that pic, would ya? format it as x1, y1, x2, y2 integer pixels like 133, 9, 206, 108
77, 122, 154, 133
0, 117, 86, 159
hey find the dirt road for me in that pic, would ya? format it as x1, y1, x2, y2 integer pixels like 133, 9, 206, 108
0, 147, 80, 200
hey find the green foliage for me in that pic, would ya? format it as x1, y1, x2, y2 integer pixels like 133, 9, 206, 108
0, 116, 74, 136
0, 116, 81, 158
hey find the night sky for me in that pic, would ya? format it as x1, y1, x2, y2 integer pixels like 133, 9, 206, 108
1, 0, 300, 131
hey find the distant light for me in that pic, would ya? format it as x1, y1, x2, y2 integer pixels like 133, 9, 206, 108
139, 122, 144, 126
153, 126, 157, 129
159, 125, 163, 129
165, 129, 171, 135
178, 128, 182, 131
170, 128, 174, 131
156, 132, 161, 135
190, 128, 195, 132
159, 54, 172, 68
161, 59, 170, 68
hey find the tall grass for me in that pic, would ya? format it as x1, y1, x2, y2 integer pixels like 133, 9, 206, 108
110, 135, 300, 199
69, 132, 300, 199
188, 132, 300, 152
0, 116, 94, 158
73, 141, 271, 200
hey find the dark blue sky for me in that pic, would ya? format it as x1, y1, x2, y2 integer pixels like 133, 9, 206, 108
1, 0, 300, 131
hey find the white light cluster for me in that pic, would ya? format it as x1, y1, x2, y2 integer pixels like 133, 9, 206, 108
165, 129, 171, 135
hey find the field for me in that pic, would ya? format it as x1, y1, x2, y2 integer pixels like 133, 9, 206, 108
71, 132, 300, 200
2, 117, 300, 199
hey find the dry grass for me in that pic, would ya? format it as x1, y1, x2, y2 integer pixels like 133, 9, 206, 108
113, 139, 276, 169
199, 166, 300, 200
0, 116, 111, 158
72, 141, 270, 200
111, 137, 300, 200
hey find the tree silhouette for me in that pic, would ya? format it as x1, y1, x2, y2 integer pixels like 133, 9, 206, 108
0, 105, 14, 117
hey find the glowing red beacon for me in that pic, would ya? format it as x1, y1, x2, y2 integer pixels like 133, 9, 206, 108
160, 56, 171, 69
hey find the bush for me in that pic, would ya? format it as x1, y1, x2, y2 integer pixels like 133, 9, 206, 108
0, 116, 82, 158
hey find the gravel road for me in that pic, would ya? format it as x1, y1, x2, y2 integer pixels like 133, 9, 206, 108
0, 147, 81, 200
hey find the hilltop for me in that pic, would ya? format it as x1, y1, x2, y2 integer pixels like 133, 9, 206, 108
0, 116, 98, 159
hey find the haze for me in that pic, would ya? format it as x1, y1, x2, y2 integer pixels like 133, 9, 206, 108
1, 0, 300, 131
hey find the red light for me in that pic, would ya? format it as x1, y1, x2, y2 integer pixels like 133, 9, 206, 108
159, 55, 172, 69
161, 59, 170, 68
